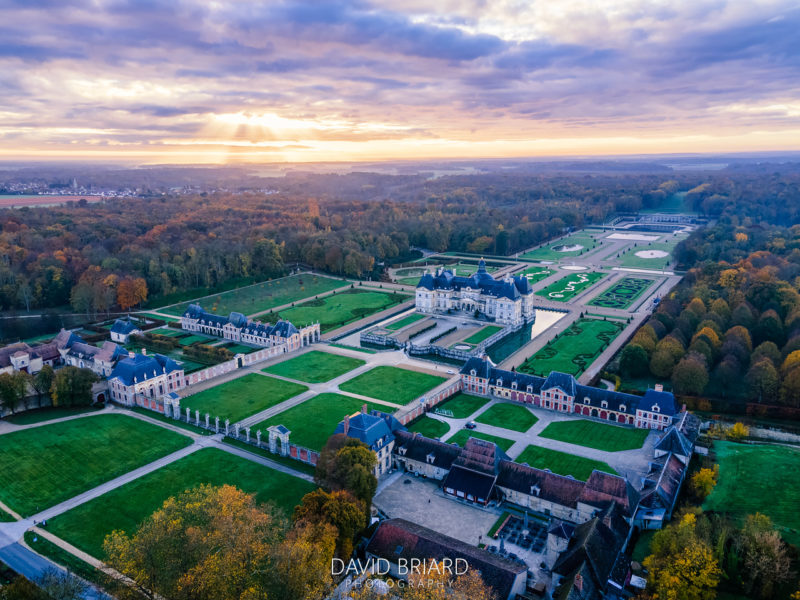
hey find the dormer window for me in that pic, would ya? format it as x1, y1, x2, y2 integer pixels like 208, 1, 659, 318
426, 453, 435, 464
497, 378, 503, 387
511, 381, 518, 390
652, 405, 660, 412
527, 385, 533, 393
530, 484, 541, 496
470, 369, 476, 377
619, 405, 626, 412
584, 397, 590, 404
601, 401, 608, 409
398, 446, 407, 456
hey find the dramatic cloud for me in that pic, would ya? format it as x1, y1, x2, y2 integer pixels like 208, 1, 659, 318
0, 0, 798, 162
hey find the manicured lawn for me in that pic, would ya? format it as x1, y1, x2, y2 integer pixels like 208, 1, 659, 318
408, 416, 450, 439
535, 271, 606, 302
0, 507, 15, 522
519, 233, 601, 261
277, 288, 411, 332
445, 430, 515, 452
47, 448, 315, 559
161, 273, 346, 316
474, 403, 538, 432
518, 318, 624, 377
178, 334, 215, 346
263, 350, 365, 383
4, 405, 103, 425
617, 235, 687, 270
463, 325, 503, 345
252, 393, 390, 451
129, 406, 214, 436
385, 313, 426, 330
221, 343, 259, 354
538, 419, 649, 452
434, 393, 491, 419
514, 445, 617, 480
329, 343, 377, 354
339, 366, 447, 405
181, 374, 308, 423
704, 441, 800, 546
588, 277, 655, 310
520, 267, 554, 284
0, 414, 192, 516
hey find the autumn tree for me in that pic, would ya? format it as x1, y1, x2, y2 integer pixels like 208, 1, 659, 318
726, 422, 749, 441
745, 358, 779, 402
31, 365, 54, 404
736, 513, 794, 599
672, 354, 709, 396
316, 434, 378, 522
0, 371, 30, 414
294, 488, 365, 558
268, 520, 337, 600
50, 367, 96, 407
348, 564, 497, 600
620, 344, 649, 377
690, 466, 719, 501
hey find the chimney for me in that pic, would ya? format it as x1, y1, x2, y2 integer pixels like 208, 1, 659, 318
128, 351, 135, 359
142, 348, 147, 356
654, 383, 663, 392
343, 414, 350, 436
362, 403, 367, 414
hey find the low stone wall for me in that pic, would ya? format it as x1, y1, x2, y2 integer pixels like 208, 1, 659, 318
394, 378, 463, 425
183, 343, 289, 387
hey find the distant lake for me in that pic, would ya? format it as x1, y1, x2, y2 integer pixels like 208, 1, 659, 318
0, 313, 90, 344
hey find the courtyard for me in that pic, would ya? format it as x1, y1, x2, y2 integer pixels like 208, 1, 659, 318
338, 365, 447, 405
262, 350, 365, 383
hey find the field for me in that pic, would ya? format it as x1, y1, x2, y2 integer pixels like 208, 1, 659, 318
276, 288, 411, 332
463, 325, 503, 345
161, 273, 345, 316
4, 405, 103, 425
339, 366, 447, 405
0, 414, 191, 516
514, 445, 618, 480
588, 277, 655, 309
47, 448, 315, 559
263, 350, 365, 383
385, 313, 426, 330
445, 430, 515, 452
408, 416, 450, 439
434, 393, 491, 419
252, 393, 390, 451
518, 318, 624, 376
519, 267, 554, 284
181, 374, 308, 423
519, 233, 601, 261
538, 419, 649, 452
704, 441, 800, 546
474, 403, 538, 432
535, 271, 606, 302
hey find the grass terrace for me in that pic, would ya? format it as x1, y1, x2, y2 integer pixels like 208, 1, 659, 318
276, 288, 411, 332
408, 416, 451, 439
0, 414, 191, 516
252, 393, 392, 451
463, 325, 503, 345
445, 430, 515, 452
262, 350, 365, 383
616, 235, 687, 270
514, 445, 618, 480
474, 403, 538, 433
181, 374, 308, 423
519, 232, 602, 262
47, 448, 315, 559
538, 419, 649, 452
518, 318, 624, 377
704, 441, 800, 546
338, 366, 447, 405
385, 313, 427, 330
161, 273, 345, 317
433, 393, 491, 419
535, 271, 605, 302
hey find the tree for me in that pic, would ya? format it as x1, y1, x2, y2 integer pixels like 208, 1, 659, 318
672, 354, 709, 396
736, 513, 794, 599
745, 358, 779, 402
0, 371, 29, 414
117, 278, 137, 311
752, 341, 781, 366
132, 277, 148, 306
0, 575, 51, 600
650, 348, 677, 378
31, 365, 54, 404
294, 489, 365, 558
269, 520, 337, 600
727, 422, 749, 441
620, 344, 649, 377
690, 466, 719, 501
36, 567, 88, 600
50, 367, 97, 407
780, 366, 800, 407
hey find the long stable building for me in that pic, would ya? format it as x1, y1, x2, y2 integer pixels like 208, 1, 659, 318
460, 357, 677, 430
416, 259, 535, 325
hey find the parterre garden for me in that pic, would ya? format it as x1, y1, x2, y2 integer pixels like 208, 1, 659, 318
47, 448, 315, 559
276, 288, 411, 332
180, 373, 308, 423
535, 271, 606, 302
161, 273, 345, 317
519, 266, 554, 284
704, 441, 800, 546
0, 415, 191, 516
514, 445, 618, 480
263, 350, 365, 383
588, 277, 655, 309
251, 393, 392, 451
519, 232, 602, 261
538, 419, 649, 451
518, 318, 624, 376
338, 366, 447, 405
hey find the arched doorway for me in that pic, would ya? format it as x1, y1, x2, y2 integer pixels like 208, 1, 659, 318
591, 409, 598, 418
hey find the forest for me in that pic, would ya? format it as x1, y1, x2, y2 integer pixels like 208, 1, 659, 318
0, 163, 799, 316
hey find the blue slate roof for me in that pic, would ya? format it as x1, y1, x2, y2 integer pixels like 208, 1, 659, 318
185, 303, 301, 339
110, 318, 139, 335
110, 352, 183, 386
544, 372, 577, 397
642, 389, 678, 416
654, 426, 692, 456
334, 410, 405, 451
416, 259, 531, 301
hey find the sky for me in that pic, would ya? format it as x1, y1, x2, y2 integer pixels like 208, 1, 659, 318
2, 0, 799, 164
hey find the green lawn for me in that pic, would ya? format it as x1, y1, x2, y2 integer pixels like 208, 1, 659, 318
463, 325, 503, 345
519, 233, 602, 261
434, 393, 491, 419
445, 430, 515, 452
385, 313, 427, 331
0, 507, 15, 522
538, 419, 649, 452
518, 318, 624, 377
535, 271, 606, 302
704, 441, 800, 546
617, 235, 687, 270
0, 414, 192, 516
3, 405, 103, 425
252, 393, 390, 451
520, 267, 555, 284
263, 350, 365, 383
408, 416, 451, 439
181, 374, 308, 423
47, 448, 315, 559
161, 274, 346, 317
514, 445, 617, 480
339, 366, 447, 405
276, 288, 411, 332
588, 277, 655, 310
474, 403, 538, 432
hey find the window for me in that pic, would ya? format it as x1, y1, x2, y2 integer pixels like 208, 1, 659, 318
601, 401, 608, 409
